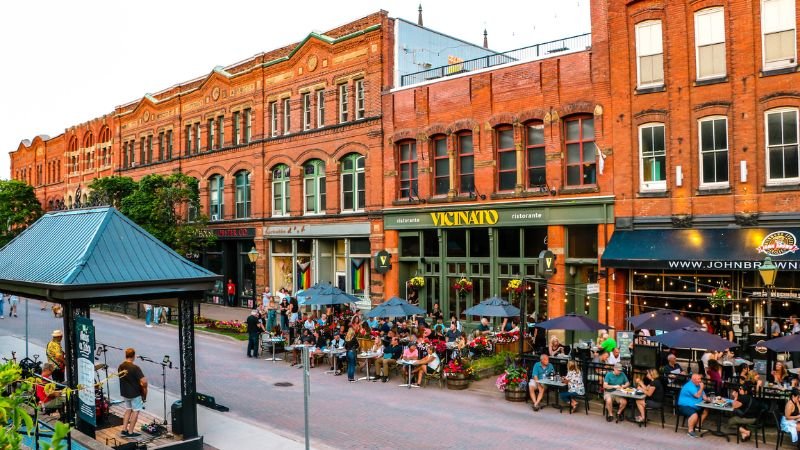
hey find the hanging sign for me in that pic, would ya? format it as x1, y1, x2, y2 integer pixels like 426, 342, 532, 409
539, 250, 556, 278
75, 316, 96, 426
374, 250, 392, 274
586, 283, 600, 295
731, 311, 741, 325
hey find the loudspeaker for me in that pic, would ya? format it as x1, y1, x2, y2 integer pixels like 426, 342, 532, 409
171, 400, 183, 435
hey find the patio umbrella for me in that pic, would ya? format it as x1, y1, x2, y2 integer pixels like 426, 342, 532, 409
648, 326, 738, 351
296, 282, 332, 305
365, 297, 425, 318
628, 309, 698, 331
754, 333, 800, 352
463, 297, 520, 318
534, 313, 609, 331
302, 284, 360, 306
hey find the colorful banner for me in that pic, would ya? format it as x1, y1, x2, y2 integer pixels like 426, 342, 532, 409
75, 316, 96, 426
297, 261, 311, 290
351, 258, 366, 291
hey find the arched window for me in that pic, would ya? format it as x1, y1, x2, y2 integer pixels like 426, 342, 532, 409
397, 140, 418, 199
234, 171, 251, 219
495, 126, 516, 191
340, 153, 365, 212
209, 174, 224, 221
272, 164, 290, 216
303, 160, 326, 214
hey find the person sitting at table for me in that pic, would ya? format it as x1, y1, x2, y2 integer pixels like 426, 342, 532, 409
529, 354, 555, 411
401, 342, 420, 379
633, 368, 664, 423
781, 388, 800, 443
559, 361, 585, 414
291, 329, 316, 366
677, 373, 709, 438
367, 315, 379, 330
547, 336, 564, 357
432, 317, 446, 336
603, 363, 630, 422
593, 349, 610, 365
476, 317, 492, 335
455, 335, 468, 358
412, 346, 441, 386
700, 350, 720, 370
317, 313, 328, 327
369, 335, 384, 356
446, 323, 462, 343
607, 347, 622, 365
662, 354, 684, 377
379, 336, 402, 382
738, 363, 763, 388
600, 331, 617, 355
329, 331, 346, 374
36, 363, 66, 415
303, 314, 316, 331
728, 382, 765, 441
450, 314, 463, 333
706, 359, 723, 392
771, 361, 790, 385
397, 320, 410, 336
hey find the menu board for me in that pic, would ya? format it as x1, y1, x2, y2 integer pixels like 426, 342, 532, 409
617, 331, 634, 358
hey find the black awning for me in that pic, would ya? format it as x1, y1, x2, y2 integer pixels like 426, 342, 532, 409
601, 228, 800, 271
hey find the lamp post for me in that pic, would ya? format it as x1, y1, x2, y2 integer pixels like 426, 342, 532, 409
758, 256, 778, 336
248, 247, 259, 307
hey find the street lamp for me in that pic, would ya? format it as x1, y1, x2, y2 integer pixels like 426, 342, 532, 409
758, 256, 778, 335
247, 247, 259, 263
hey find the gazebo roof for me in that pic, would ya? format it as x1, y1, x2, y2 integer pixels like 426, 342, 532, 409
0, 207, 219, 302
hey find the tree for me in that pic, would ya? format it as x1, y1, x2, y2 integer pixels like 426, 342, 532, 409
0, 180, 43, 248
88, 176, 137, 209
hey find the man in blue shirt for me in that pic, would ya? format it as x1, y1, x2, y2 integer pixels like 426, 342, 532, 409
678, 373, 709, 438
603, 363, 630, 422
529, 354, 555, 411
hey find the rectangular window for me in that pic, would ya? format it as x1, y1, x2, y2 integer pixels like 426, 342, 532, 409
146, 135, 153, 163
766, 108, 800, 183
140, 137, 146, 163
496, 127, 516, 191
338, 84, 348, 123
639, 124, 667, 191
355, 79, 365, 119
398, 141, 418, 198
158, 132, 164, 161
233, 111, 241, 145
194, 122, 201, 153
166, 130, 173, 159
762, 0, 797, 69
283, 98, 291, 135
185, 125, 191, 156
302, 93, 312, 130
207, 118, 215, 150
316, 89, 325, 128
458, 133, 474, 194
122, 142, 128, 168
217, 116, 224, 149
698, 117, 729, 187
695, 8, 726, 80
565, 117, 597, 186
526, 124, 546, 188
270, 102, 278, 137
433, 136, 450, 195
635, 20, 664, 87
243, 108, 251, 143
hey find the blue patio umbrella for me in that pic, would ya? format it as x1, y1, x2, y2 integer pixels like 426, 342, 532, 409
302, 284, 360, 306
754, 333, 800, 352
463, 297, 520, 318
628, 309, 698, 331
365, 297, 426, 318
535, 313, 609, 331
296, 282, 332, 305
649, 326, 738, 351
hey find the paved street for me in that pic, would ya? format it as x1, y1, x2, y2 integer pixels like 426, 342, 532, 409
0, 304, 740, 449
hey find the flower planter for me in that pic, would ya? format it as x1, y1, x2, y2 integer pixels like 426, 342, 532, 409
446, 374, 470, 390
504, 386, 528, 402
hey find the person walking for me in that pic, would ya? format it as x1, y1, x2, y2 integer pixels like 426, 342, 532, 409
118, 348, 148, 438
226, 279, 236, 307
47, 330, 66, 382
153, 305, 162, 325
0, 291, 4, 319
143, 304, 153, 328
8, 294, 19, 318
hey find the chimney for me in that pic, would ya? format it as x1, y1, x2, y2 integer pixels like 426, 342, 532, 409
418, 4, 423, 27
483, 29, 488, 49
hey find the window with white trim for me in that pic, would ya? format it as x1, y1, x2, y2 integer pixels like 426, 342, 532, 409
283, 98, 291, 135
235, 170, 251, 219
639, 123, 667, 191
397, 141, 418, 199
233, 110, 241, 145
207, 118, 215, 150
698, 116, 729, 187
209, 174, 224, 220
316, 89, 325, 128
762, 0, 797, 69
270, 101, 278, 137
766, 108, 800, 184
635, 20, 664, 88
338, 84, 349, 123
355, 79, 365, 119
272, 164, 290, 216
303, 159, 326, 214
243, 108, 252, 143
302, 93, 311, 131
217, 116, 224, 148
695, 7, 727, 80
341, 153, 365, 212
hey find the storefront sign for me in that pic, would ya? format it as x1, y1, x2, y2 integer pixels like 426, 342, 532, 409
75, 316, 96, 426
731, 311, 741, 325
264, 222, 370, 237
212, 228, 256, 239
757, 231, 799, 256
586, 283, 600, 295
430, 209, 500, 227
539, 250, 556, 278
374, 250, 392, 274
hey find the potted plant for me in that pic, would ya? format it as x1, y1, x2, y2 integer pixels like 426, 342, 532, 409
453, 277, 473, 298
506, 278, 523, 299
496, 362, 528, 402
444, 358, 473, 390
409, 276, 425, 289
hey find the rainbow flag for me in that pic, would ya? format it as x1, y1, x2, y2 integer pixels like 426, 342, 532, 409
351, 258, 366, 291
297, 262, 311, 290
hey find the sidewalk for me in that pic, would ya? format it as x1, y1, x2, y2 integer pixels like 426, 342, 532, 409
0, 335, 305, 450
197, 303, 252, 323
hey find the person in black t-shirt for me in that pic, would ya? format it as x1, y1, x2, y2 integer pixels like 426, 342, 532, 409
246, 310, 263, 358
118, 348, 148, 438
728, 383, 764, 441
634, 368, 664, 423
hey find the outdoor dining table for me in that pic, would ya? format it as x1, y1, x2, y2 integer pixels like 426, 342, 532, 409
537, 377, 567, 412
264, 336, 285, 362
357, 351, 381, 382
609, 389, 646, 423
323, 347, 346, 374
695, 398, 734, 441
397, 359, 419, 389
285, 344, 312, 367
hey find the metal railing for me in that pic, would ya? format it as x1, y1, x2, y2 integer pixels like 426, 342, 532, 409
400, 33, 592, 87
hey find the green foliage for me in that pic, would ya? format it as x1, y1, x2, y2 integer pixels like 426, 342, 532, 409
0, 361, 68, 450
0, 180, 43, 248
469, 352, 515, 379
88, 176, 137, 209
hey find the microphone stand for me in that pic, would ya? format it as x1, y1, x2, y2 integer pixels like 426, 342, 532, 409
137, 354, 175, 426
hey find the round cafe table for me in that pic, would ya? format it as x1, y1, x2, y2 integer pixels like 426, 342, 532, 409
357, 351, 381, 382
397, 359, 419, 388
323, 348, 346, 374
264, 336, 285, 362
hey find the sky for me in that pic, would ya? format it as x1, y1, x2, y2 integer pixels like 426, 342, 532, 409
0, 0, 590, 179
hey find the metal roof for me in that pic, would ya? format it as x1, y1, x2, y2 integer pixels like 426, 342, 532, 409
0, 207, 219, 302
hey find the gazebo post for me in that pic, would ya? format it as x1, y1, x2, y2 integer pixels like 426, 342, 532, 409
178, 294, 199, 439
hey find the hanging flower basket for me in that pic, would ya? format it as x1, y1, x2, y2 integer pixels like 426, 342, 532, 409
708, 287, 732, 308
453, 278, 473, 297
409, 276, 425, 288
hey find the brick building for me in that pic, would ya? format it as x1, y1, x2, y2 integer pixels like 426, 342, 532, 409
602, 0, 800, 333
